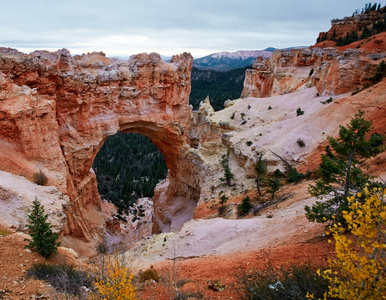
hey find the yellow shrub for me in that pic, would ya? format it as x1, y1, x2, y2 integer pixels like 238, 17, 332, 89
94, 257, 137, 300
310, 187, 386, 300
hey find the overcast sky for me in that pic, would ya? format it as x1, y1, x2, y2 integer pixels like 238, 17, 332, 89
0, 0, 372, 58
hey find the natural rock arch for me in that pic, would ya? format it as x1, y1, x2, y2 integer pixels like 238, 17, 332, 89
0, 48, 200, 248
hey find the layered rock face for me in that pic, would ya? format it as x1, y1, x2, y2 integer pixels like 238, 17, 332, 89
0, 48, 196, 248
317, 8, 386, 43
241, 47, 385, 98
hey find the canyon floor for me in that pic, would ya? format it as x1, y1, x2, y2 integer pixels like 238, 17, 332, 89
0, 180, 336, 299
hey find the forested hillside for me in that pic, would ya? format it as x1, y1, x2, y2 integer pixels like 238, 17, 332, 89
189, 65, 250, 111
93, 133, 167, 214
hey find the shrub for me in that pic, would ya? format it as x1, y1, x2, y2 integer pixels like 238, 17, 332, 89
320, 97, 333, 105
273, 169, 283, 178
310, 187, 386, 300
139, 266, 160, 283
296, 107, 305, 116
238, 196, 253, 216
268, 105, 272, 110
207, 279, 225, 292
246, 141, 253, 146
94, 256, 137, 299
25, 198, 60, 258
0, 229, 12, 236
297, 138, 306, 147
287, 168, 306, 184
33, 170, 48, 186
370, 60, 386, 84
237, 262, 330, 300
218, 194, 229, 216
28, 263, 92, 296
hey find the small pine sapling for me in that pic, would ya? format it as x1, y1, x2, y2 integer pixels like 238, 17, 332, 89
25, 198, 60, 258
219, 150, 234, 186
254, 154, 268, 196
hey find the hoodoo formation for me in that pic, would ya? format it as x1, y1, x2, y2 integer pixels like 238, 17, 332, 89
0, 48, 199, 247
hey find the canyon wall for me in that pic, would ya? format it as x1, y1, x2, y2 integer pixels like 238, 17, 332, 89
0, 48, 197, 250
241, 47, 385, 98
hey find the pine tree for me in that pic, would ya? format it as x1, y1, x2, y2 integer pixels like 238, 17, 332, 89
254, 154, 268, 195
219, 150, 234, 186
305, 110, 384, 227
25, 198, 60, 258
267, 176, 281, 200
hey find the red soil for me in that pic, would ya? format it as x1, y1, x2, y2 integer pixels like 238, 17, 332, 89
138, 237, 334, 299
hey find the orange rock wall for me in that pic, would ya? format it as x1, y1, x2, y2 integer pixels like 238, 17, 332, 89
318, 10, 385, 42
241, 47, 384, 98
0, 48, 197, 247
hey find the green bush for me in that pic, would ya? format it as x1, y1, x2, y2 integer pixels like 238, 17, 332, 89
296, 108, 304, 116
320, 97, 333, 105
287, 168, 306, 184
297, 139, 306, 147
25, 198, 60, 258
237, 262, 331, 300
238, 196, 253, 216
273, 169, 283, 178
370, 60, 386, 84
28, 263, 92, 296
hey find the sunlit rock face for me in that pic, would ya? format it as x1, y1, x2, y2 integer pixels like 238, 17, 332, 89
0, 48, 198, 248
241, 47, 384, 98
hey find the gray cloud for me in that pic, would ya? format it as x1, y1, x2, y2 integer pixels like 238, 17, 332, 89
0, 0, 369, 57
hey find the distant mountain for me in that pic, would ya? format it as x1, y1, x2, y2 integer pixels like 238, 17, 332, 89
263, 47, 277, 52
193, 50, 272, 71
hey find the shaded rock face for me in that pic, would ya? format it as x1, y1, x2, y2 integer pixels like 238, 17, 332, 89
0, 48, 198, 246
241, 47, 384, 98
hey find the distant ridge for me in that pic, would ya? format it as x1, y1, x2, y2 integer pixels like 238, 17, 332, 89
193, 50, 272, 71
263, 47, 277, 52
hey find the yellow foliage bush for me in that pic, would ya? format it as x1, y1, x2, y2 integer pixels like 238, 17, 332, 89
309, 186, 386, 300
94, 257, 137, 300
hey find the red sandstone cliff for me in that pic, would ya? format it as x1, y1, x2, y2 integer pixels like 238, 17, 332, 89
315, 6, 386, 48
0, 48, 195, 252
241, 46, 385, 98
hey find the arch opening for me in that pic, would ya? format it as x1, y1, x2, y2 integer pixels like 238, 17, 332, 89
92, 131, 167, 219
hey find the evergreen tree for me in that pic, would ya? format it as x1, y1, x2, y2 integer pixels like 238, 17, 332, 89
267, 176, 281, 200
25, 198, 60, 258
254, 154, 268, 195
238, 196, 253, 216
305, 110, 384, 227
219, 150, 234, 186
